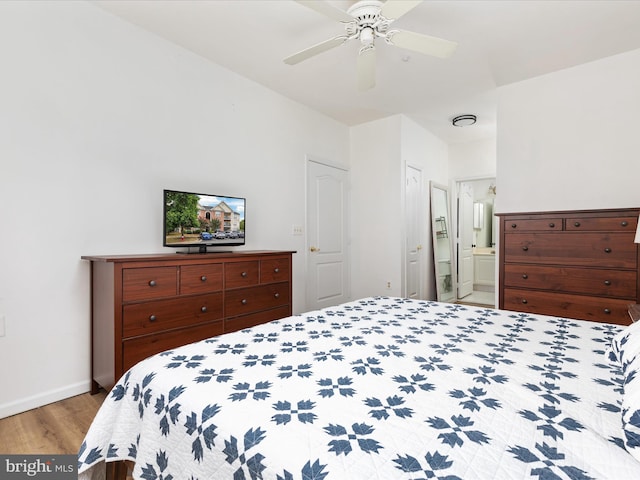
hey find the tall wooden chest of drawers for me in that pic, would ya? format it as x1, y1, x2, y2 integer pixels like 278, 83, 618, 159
83, 251, 294, 393
497, 208, 639, 325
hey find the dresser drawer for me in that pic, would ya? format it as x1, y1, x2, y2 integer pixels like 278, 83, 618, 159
122, 321, 224, 371
180, 264, 223, 294
225, 305, 291, 334
225, 282, 290, 317
225, 261, 259, 289
565, 215, 638, 232
122, 293, 223, 338
503, 218, 563, 232
122, 267, 177, 302
503, 288, 632, 325
260, 257, 290, 283
504, 233, 637, 268
503, 264, 637, 298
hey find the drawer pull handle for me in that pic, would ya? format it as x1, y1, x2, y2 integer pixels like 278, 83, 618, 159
201, 275, 207, 282
522, 246, 529, 251
522, 299, 528, 304
274, 268, 280, 273
522, 274, 528, 279
604, 248, 612, 253
604, 280, 611, 286
201, 306, 207, 313
241, 272, 248, 278
149, 315, 157, 322
548, 223, 555, 228
274, 293, 280, 299
621, 221, 628, 227
574, 221, 581, 227
241, 299, 248, 305
148, 280, 156, 287
604, 308, 611, 314
511, 223, 517, 229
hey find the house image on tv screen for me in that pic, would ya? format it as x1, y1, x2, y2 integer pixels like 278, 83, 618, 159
199, 201, 241, 233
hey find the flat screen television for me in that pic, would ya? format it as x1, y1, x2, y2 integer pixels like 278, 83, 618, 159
163, 189, 245, 253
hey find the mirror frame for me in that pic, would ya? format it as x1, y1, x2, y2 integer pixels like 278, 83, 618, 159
430, 182, 456, 302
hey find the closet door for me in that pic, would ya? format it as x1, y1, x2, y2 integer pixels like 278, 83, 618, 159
306, 159, 350, 311
405, 165, 424, 299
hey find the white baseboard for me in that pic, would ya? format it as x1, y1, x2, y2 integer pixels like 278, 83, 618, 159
0, 380, 92, 419
473, 284, 495, 293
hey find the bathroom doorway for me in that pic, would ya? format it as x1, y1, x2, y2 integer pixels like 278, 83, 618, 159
455, 177, 496, 307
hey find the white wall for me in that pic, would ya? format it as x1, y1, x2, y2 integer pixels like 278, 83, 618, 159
497, 48, 640, 213
350, 115, 448, 300
449, 138, 497, 181
0, 2, 349, 418
350, 116, 403, 298
447, 139, 497, 266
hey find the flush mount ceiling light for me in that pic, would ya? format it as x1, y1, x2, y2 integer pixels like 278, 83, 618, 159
452, 114, 477, 127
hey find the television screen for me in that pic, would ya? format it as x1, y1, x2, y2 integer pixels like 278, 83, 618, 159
163, 189, 245, 252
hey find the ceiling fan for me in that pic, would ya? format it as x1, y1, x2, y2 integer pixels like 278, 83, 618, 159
284, 0, 458, 91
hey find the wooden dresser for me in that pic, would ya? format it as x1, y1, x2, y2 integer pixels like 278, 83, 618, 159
83, 251, 295, 393
497, 208, 639, 325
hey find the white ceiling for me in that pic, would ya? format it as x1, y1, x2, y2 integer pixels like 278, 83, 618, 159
93, 0, 640, 144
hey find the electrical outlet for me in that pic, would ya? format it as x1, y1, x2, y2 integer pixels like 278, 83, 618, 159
0, 315, 5, 337
292, 225, 303, 236
386, 282, 392, 290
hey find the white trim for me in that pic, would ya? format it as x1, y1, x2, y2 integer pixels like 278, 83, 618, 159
0, 380, 92, 419
304, 154, 349, 172
453, 175, 498, 306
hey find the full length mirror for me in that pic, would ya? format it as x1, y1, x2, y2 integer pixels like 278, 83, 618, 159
430, 182, 455, 302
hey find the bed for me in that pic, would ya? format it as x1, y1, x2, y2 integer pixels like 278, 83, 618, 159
78, 296, 640, 479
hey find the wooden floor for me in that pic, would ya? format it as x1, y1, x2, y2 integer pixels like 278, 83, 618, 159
0, 390, 107, 454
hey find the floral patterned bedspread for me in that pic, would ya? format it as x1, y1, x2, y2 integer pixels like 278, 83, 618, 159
78, 297, 640, 479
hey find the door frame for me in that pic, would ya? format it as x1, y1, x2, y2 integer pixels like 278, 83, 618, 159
452, 175, 496, 302
457, 181, 475, 299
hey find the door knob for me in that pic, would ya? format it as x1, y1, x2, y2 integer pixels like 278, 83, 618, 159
310, 246, 320, 252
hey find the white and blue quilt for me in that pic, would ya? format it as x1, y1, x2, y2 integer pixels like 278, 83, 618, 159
78, 297, 640, 479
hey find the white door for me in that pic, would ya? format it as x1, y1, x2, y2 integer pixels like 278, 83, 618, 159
458, 182, 474, 298
306, 160, 350, 311
405, 165, 423, 299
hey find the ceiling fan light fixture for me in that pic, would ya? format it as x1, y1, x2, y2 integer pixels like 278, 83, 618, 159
360, 27, 375, 45
286, 0, 457, 88
452, 114, 477, 127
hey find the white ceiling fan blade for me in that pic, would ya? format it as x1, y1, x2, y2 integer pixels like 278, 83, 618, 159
380, 0, 423, 21
295, 0, 353, 23
357, 46, 376, 91
284, 36, 348, 65
386, 29, 457, 58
